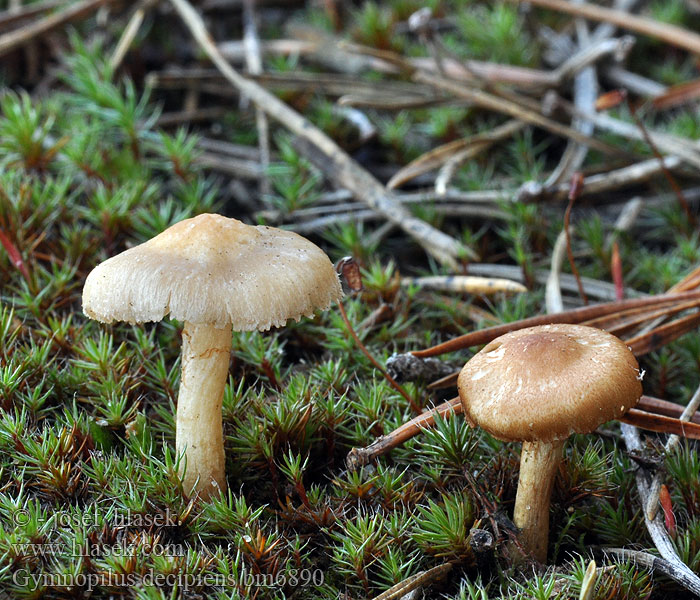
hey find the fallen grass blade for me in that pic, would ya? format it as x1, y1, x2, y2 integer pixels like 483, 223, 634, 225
627, 310, 700, 355
669, 264, 700, 292
652, 78, 700, 111
638, 395, 700, 424
387, 120, 525, 189
620, 409, 700, 440
585, 299, 700, 335
603, 548, 700, 596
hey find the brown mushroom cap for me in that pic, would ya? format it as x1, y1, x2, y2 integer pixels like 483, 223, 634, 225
82, 213, 343, 330
457, 324, 642, 442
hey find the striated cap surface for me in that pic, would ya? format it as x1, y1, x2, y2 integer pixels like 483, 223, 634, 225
457, 324, 642, 442
82, 213, 343, 330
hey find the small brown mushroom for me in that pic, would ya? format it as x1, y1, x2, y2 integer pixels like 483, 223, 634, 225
82, 214, 342, 500
458, 323, 642, 562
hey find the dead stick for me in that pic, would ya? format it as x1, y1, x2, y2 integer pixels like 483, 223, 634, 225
546, 156, 685, 200
550, 93, 700, 170
671, 265, 700, 292
346, 397, 461, 468
545, 230, 568, 314
0, 0, 118, 58
427, 299, 700, 386
426, 371, 459, 390
415, 71, 623, 157
168, 0, 474, 266
618, 264, 700, 339
242, 0, 271, 200
110, 0, 156, 71
426, 308, 700, 387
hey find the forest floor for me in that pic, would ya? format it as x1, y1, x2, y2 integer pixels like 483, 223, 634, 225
1, 1, 700, 598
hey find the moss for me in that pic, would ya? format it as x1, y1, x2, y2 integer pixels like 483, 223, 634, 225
0, 4, 699, 598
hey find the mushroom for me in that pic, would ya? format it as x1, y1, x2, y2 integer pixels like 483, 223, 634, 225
82, 214, 342, 500
457, 323, 642, 563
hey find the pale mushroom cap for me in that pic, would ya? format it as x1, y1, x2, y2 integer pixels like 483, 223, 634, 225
457, 324, 642, 442
82, 213, 343, 330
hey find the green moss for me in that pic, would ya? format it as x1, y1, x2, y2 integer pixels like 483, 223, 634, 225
0, 5, 699, 599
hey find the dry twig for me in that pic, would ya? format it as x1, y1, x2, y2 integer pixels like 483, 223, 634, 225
551, 95, 700, 169
368, 562, 453, 600
543, 10, 600, 187
603, 548, 700, 596
242, 0, 271, 200
0, 0, 118, 58
509, 0, 700, 55
0, 0, 64, 30
620, 423, 700, 597
168, 0, 474, 266
464, 263, 631, 301
415, 71, 622, 157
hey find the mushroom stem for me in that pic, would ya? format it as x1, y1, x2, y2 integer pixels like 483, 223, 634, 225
176, 321, 232, 500
512, 439, 565, 562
